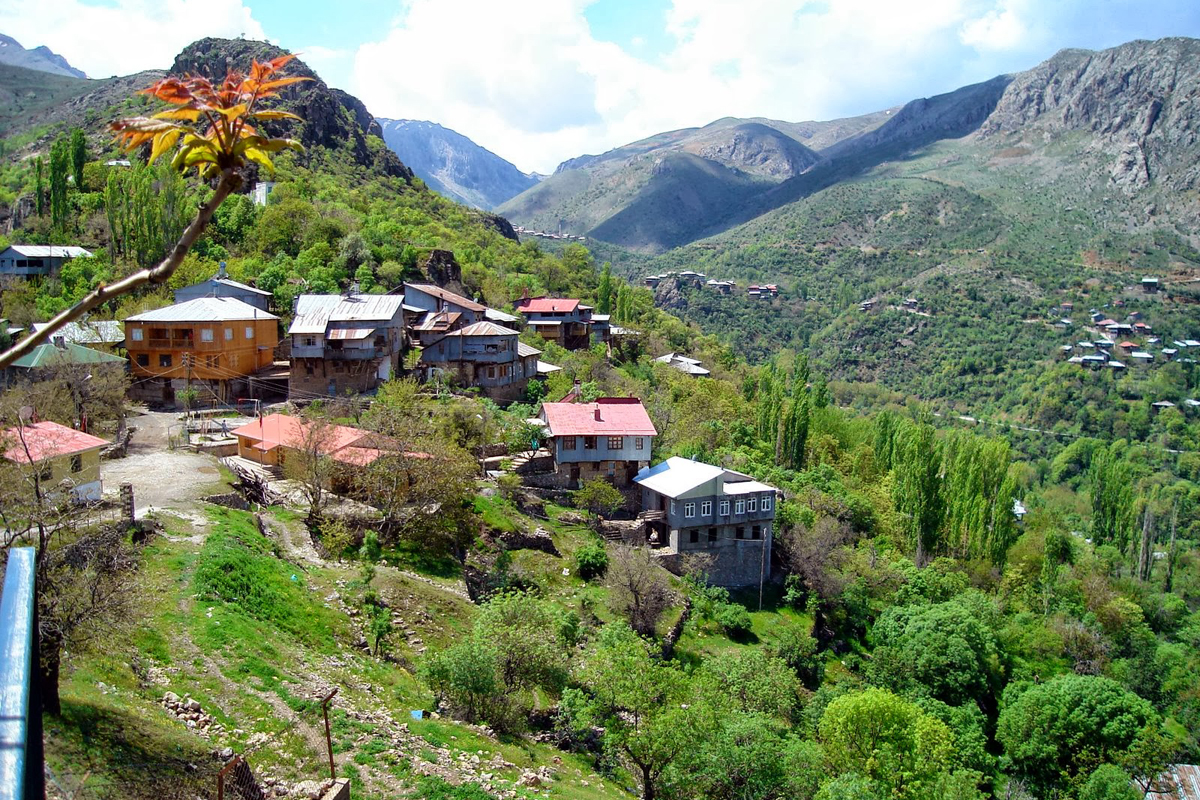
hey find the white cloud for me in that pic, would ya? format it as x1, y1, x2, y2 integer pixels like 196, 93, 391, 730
351, 0, 1041, 174
0, 0, 266, 78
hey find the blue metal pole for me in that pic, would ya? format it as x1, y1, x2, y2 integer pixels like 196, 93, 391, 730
0, 547, 43, 800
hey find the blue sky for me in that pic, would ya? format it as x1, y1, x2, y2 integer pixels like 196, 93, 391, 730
4, 0, 1200, 172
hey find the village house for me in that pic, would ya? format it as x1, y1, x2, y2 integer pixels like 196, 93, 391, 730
1, 420, 109, 502
411, 310, 466, 347
417, 321, 541, 401
655, 352, 711, 376
1, 338, 125, 387
29, 320, 124, 352
1142, 277, 1160, 293
514, 296, 596, 349
288, 294, 405, 399
124, 297, 279, 408
402, 283, 487, 324
539, 396, 657, 487
175, 264, 273, 312
0, 245, 93, 279
229, 414, 407, 489
634, 456, 778, 587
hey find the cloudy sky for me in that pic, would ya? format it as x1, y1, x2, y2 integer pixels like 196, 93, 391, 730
4, 0, 1200, 173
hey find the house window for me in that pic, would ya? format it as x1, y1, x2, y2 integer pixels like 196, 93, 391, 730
159, 354, 172, 367
245, 326, 254, 339
752, 525, 762, 540
200, 328, 214, 342
130, 327, 143, 341
689, 529, 699, 544
701, 501, 712, 516
305, 364, 314, 376
70, 455, 82, 473
303, 336, 316, 347
584, 436, 597, 450
708, 527, 717, 543
736, 527, 745, 539
720, 500, 730, 516
225, 328, 233, 340
562, 436, 577, 451
735, 499, 745, 514
684, 502, 695, 518
136, 353, 149, 367
762, 494, 772, 511
607, 436, 624, 450
670, 500, 676, 514
487, 366, 495, 378
635, 437, 644, 450
748, 497, 758, 513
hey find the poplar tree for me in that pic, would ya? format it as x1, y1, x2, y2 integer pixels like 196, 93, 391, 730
1089, 443, 1135, 553
892, 420, 944, 566
34, 157, 45, 217
49, 137, 70, 229
597, 262, 613, 314
69, 128, 87, 191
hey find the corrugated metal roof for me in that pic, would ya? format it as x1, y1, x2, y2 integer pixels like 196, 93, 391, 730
724, 480, 777, 495
1148, 764, 1200, 800
125, 297, 279, 322
3, 245, 92, 258
635, 457, 724, 498
446, 321, 519, 337
31, 320, 123, 344
215, 277, 271, 296
485, 308, 519, 323
403, 283, 486, 312
517, 297, 580, 314
326, 328, 374, 340
11, 342, 125, 368
541, 398, 657, 437
536, 360, 561, 373
517, 342, 542, 358
287, 294, 403, 335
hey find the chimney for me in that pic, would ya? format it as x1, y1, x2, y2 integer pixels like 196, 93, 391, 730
52, 335, 66, 349
217, 261, 227, 279
594, 406, 602, 422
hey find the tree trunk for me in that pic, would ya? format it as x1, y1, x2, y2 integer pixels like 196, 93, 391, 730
640, 764, 655, 800
40, 633, 62, 717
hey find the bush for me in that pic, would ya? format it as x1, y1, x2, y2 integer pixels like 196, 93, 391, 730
575, 542, 609, 580
496, 472, 522, 500
1078, 765, 1139, 800
716, 602, 753, 637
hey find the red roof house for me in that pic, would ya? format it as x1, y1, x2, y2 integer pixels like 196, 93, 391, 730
515, 297, 581, 314
539, 398, 657, 487
2, 421, 110, 502
230, 414, 403, 468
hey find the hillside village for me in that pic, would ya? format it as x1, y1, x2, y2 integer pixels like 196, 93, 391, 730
1, 33, 1200, 800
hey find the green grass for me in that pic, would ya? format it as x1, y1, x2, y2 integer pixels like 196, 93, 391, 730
473, 495, 523, 533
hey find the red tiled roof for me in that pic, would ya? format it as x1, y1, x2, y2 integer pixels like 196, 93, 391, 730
516, 297, 580, 314
540, 398, 657, 437
231, 414, 394, 466
2, 421, 109, 464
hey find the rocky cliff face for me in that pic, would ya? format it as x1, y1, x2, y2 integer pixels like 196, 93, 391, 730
172, 39, 414, 182
979, 38, 1200, 194
375, 119, 540, 209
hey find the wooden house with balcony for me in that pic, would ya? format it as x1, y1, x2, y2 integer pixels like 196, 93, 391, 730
124, 297, 279, 407
417, 321, 540, 401
514, 296, 595, 349
288, 294, 406, 399
634, 456, 778, 586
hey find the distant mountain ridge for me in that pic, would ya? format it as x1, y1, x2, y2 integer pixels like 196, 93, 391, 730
375, 119, 541, 210
0, 34, 86, 78
500, 36, 1200, 253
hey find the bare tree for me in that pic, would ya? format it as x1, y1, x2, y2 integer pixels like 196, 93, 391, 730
606, 545, 674, 636
284, 412, 337, 527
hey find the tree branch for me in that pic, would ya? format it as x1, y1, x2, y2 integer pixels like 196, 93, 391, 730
0, 168, 242, 370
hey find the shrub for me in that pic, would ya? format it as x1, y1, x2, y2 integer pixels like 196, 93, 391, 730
496, 471, 522, 500
575, 542, 609, 580
716, 602, 753, 637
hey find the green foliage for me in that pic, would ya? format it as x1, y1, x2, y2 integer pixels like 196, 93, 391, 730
359, 530, 382, 563
410, 777, 497, 800
715, 602, 754, 638
69, 128, 86, 192
571, 478, 624, 520
996, 674, 1158, 794
574, 541, 609, 580
1078, 764, 1140, 800
49, 135, 70, 229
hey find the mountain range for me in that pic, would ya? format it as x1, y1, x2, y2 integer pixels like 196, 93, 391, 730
498, 37, 1200, 255
0, 34, 86, 79
375, 119, 541, 210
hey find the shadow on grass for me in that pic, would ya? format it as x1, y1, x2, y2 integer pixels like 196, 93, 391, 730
47, 697, 216, 799
384, 540, 462, 579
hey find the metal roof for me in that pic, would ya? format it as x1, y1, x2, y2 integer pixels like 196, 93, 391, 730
485, 308, 519, 323
11, 342, 125, 369
2, 421, 109, 464
445, 321, 519, 337
635, 457, 724, 498
541, 397, 657, 437
403, 283, 486, 312
126, 297, 279, 323
2, 245, 92, 259
536, 360, 561, 373
30, 320, 123, 344
288, 294, 403, 335
517, 342, 542, 358
516, 297, 581, 314
213, 277, 271, 296
326, 328, 374, 340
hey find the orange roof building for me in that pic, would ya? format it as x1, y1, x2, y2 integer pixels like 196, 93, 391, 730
1, 421, 110, 502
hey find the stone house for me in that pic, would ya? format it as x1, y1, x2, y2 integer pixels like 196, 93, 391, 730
538, 397, 656, 487
125, 298, 279, 408
417, 321, 540, 402
634, 456, 778, 586
1, 420, 110, 502
288, 294, 406, 399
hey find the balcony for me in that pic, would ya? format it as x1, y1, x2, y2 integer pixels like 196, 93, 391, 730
145, 338, 194, 349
